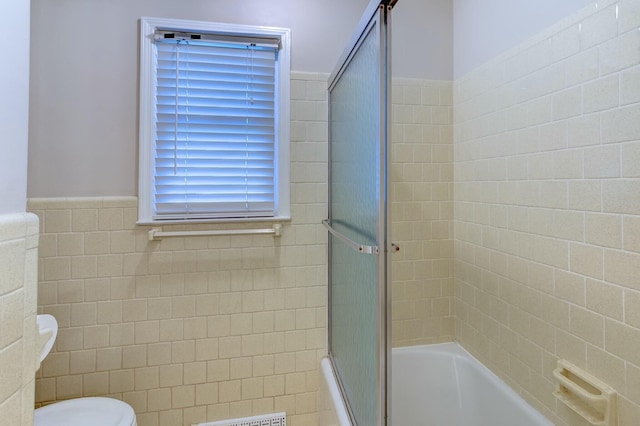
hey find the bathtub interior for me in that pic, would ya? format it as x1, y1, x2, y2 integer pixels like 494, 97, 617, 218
319, 342, 552, 426
391, 343, 553, 426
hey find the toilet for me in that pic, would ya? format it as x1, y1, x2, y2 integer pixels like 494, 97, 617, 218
34, 397, 136, 426
35, 315, 137, 426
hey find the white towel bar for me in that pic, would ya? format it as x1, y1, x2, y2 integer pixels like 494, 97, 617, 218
148, 224, 282, 241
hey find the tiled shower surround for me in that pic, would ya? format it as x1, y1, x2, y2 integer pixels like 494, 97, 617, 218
454, 0, 640, 425
29, 73, 453, 425
391, 78, 454, 347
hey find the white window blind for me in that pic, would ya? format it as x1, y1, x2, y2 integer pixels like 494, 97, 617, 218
139, 18, 290, 224
153, 34, 278, 220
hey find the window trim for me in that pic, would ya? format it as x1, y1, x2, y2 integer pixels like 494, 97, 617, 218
138, 17, 291, 224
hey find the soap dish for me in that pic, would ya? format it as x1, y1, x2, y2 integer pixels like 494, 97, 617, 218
553, 359, 616, 426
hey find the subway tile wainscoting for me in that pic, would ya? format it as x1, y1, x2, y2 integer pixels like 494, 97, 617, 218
454, 0, 640, 425
29, 196, 326, 426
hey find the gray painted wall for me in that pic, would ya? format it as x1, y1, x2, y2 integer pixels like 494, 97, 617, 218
1, 0, 30, 214
27, 0, 599, 197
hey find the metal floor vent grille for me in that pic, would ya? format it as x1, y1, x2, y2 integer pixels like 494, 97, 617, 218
195, 413, 286, 426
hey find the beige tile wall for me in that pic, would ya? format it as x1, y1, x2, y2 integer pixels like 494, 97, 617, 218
0, 213, 40, 425
31, 195, 325, 426
391, 78, 454, 347
454, 0, 640, 424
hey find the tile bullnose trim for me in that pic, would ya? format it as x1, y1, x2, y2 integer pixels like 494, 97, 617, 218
27, 196, 138, 210
0, 213, 37, 243
291, 70, 330, 81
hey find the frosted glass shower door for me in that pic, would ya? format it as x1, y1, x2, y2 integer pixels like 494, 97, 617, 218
326, 1, 393, 425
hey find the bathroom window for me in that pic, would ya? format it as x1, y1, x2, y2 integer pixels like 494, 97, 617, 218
138, 17, 291, 223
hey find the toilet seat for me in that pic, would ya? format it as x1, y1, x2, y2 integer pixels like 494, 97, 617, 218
34, 397, 137, 426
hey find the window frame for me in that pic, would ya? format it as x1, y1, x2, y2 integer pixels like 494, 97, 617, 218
138, 17, 291, 224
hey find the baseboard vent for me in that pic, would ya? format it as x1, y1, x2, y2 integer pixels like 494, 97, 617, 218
195, 412, 286, 426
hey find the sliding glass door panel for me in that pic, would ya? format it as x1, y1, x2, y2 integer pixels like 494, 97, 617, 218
327, 2, 393, 425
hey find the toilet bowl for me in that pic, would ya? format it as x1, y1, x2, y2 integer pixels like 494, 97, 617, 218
34, 397, 137, 426
36, 315, 137, 426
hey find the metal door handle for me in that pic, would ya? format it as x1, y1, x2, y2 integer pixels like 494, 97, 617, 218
322, 220, 380, 255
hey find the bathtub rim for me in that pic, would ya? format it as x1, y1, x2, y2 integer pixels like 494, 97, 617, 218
320, 357, 352, 426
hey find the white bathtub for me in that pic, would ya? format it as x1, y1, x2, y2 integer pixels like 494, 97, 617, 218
319, 342, 552, 426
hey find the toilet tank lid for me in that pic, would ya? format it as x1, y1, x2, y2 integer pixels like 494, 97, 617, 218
35, 397, 136, 426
